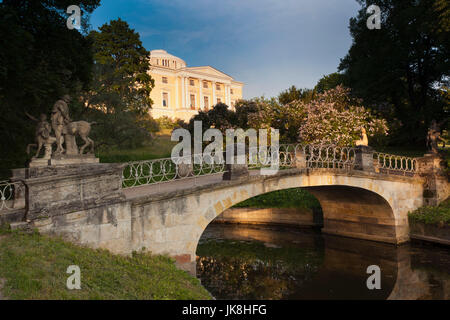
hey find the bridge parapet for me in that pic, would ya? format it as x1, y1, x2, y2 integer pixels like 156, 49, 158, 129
120, 144, 421, 189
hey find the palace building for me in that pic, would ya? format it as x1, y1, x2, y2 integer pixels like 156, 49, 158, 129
148, 50, 244, 122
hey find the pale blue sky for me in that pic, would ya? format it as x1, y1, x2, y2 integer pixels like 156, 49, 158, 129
90, 0, 361, 99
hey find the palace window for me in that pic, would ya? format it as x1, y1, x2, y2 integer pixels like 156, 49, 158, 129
203, 81, 208, 89
162, 92, 169, 107
230, 89, 234, 95
204, 96, 209, 110
162, 77, 168, 84
190, 94, 196, 109
216, 83, 221, 90
190, 79, 195, 86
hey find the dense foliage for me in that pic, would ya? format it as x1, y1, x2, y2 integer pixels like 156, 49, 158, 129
408, 198, 450, 226
79, 18, 157, 150
0, 0, 100, 176
189, 86, 388, 146
339, 0, 450, 145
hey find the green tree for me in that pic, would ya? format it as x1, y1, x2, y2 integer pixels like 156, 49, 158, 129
0, 0, 100, 176
278, 86, 315, 105
188, 103, 236, 133
315, 72, 346, 93
81, 19, 157, 149
339, 0, 450, 145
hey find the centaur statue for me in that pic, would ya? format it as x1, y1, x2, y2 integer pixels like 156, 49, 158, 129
50, 95, 96, 155
27, 95, 96, 159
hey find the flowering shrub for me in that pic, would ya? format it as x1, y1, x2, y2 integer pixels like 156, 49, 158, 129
297, 86, 388, 146
245, 86, 388, 145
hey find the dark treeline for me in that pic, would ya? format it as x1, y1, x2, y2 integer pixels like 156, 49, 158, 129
0, 1, 159, 177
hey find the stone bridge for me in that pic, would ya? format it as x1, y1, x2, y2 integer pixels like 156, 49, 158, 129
1, 145, 449, 275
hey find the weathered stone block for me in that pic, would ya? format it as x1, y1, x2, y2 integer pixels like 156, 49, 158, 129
11, 163, 125, 221
355, 146, 375, 171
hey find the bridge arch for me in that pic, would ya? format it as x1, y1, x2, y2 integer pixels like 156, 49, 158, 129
193, 171, 412, 245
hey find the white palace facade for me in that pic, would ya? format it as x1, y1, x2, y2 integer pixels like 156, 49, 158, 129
148, 50, 244, 122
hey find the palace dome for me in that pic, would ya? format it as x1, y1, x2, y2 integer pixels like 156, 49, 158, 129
150, 49, 186, 69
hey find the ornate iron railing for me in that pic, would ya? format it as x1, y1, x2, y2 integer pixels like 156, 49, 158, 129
121, 144, 419, 188
303, 144, 357, 169
373, 152, 418, 174
121, 153, 226, 188
0, 180, 25, 211
247, 144, 296, 169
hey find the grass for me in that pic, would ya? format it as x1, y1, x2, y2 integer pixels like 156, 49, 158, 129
0, 227, 211, 300
233, 188, 321, 210
98, 132, 177, 163
408, 198, 450, 227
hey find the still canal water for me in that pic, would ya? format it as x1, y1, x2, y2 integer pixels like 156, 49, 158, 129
196, 223, 450, 299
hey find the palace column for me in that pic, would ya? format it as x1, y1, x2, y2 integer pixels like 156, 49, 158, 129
199, 78, 203, 110
181, 77, 186, 109
185, 77, 189, 109
212, 81, 216, 105
175, 76, 179, 110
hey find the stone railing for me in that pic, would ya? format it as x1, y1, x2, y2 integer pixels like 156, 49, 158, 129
373, 152, 418, 175
0, 180, 25, 211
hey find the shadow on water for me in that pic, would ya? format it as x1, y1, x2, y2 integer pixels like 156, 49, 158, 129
196, 224, 450, 300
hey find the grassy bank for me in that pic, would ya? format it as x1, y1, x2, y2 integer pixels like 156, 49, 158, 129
233, 188, 321, 210
408, 198, 450, 227
0, 227, 211, 300
98, 131, 176, 163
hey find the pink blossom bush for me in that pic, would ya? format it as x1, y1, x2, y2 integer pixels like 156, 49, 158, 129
297, 86, 388, 146
245, 86, 388, 146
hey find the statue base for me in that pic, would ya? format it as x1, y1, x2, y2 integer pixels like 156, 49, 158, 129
29, 158, 51, 168
28, 154, 99, 168
50, 154, 99, 166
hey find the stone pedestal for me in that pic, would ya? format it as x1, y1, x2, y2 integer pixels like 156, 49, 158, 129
223, 161, 249, 180
222, 143, 249, 181
355, 145, 375, 171
417, 153, 449, 206
10, 162, 125, 221
29, 158, 51, 168
417, 153, 446, 175
50, 154, 99, 166
295, 149, 307, 169
177, 163, 193, 178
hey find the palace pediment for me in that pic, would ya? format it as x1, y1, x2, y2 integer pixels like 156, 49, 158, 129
183, 66, 234, 80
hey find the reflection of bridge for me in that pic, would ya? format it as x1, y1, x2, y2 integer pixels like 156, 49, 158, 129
1, 144, 449, 274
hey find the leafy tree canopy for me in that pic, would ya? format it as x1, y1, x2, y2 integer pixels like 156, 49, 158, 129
87, 18, 154, 113
315, 72, 346, 93
339, 0, 450, 145
278, 86, 315, 105
79, 19, 157, 150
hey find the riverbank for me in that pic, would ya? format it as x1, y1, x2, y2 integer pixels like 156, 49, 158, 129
0, 227, 211, 300
409, 198, 450, 246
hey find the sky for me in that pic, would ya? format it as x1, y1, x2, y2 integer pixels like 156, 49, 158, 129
89, 0, 361, 99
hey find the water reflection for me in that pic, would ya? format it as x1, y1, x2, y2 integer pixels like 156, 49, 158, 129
196, 224, 450, 300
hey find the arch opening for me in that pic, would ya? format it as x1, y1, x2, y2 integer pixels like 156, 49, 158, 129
194, 186, 399, 299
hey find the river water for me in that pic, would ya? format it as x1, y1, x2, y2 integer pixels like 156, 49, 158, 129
196, 223, 450, 300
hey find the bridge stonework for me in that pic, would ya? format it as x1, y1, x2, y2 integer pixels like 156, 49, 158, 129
2, 147, 448, 275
